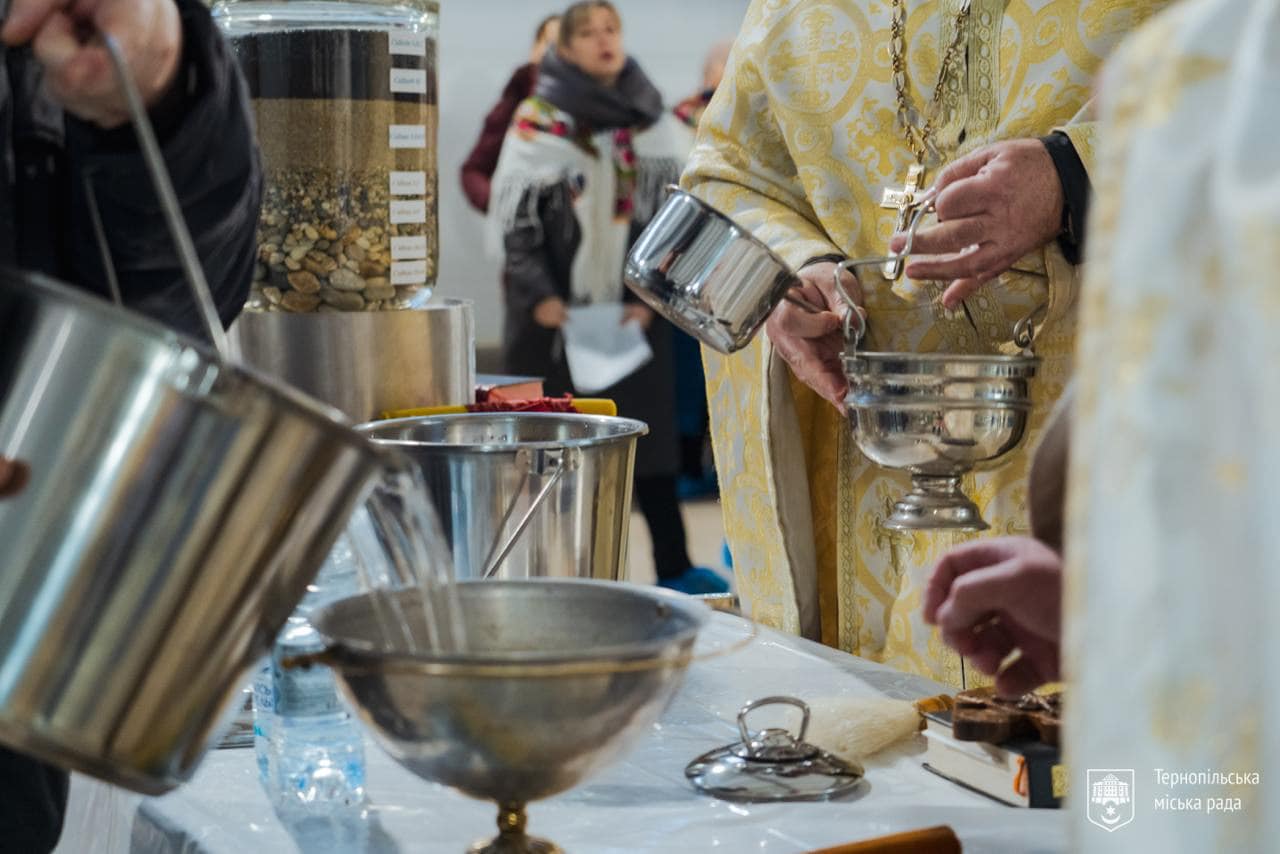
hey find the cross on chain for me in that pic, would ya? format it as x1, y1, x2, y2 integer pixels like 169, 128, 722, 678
879, 163, 927, 280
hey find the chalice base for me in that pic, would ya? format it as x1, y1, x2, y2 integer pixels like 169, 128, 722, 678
885, 475, 990, 532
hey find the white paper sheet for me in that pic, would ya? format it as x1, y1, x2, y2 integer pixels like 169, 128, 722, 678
561, 303, 653, 394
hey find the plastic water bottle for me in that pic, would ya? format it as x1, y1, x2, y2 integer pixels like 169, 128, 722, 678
253, 535, 367, 819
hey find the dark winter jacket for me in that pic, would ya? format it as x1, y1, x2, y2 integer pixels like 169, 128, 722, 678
501, 180, 676, 478
1, 0, 262, 340
460, 63, 537, 214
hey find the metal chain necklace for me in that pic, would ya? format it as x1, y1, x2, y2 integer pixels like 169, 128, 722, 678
880, 0, 973, 278
890, 0, 972, 166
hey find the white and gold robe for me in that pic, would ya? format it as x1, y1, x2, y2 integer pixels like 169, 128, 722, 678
682, 0, 1170, 684
1067, 0, 1279, 847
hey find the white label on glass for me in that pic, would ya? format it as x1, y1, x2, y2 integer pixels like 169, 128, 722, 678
391, 260, 429, 285
391, 235, 429, 260
389, 171, 427, 195
389, 125, 426, 149
389, 200, 427, 224
389, 32, 427, 57
389, 68, 427, 94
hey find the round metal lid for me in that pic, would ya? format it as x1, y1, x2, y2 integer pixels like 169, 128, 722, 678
686, 697, 865, 802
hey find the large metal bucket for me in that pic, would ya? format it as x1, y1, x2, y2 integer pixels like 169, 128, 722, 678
0, 270, 389, 794
359, 414, 648, 581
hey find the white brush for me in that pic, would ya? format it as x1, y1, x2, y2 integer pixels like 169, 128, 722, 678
806, 695, 952, 762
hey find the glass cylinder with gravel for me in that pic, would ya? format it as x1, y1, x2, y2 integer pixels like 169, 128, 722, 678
215, 1, 439, 313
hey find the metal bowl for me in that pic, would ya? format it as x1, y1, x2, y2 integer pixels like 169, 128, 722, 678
843, 351, 1039, 531
624, 188, 799, 354
309, 580, 709, 854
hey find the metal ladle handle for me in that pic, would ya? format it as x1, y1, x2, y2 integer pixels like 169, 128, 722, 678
833, 203, 937, 348
100, 32, 232, 360
1013, 302, 1048, 353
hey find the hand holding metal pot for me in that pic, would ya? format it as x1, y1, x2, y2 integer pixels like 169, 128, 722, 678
626, 191, 1041, 532
1, 0, 182, 129
766, 261, 862, 409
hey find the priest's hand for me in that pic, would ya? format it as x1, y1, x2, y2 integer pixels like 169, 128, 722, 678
1, 0, 182, 129
890, 140, 1063, 310
765, 261, 862, 410
924, 536, 1062, 698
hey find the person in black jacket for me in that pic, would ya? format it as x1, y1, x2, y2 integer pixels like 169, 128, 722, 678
1, 0, 261, 336
0, 0, 262, 850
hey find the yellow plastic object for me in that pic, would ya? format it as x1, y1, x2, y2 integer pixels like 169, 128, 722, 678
381, 399, 618, 420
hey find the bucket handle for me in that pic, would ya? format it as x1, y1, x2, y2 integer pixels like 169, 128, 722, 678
97, 32, 233, 359
480, 448, 577, 579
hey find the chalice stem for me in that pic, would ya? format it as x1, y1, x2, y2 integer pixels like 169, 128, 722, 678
470, 802, 563, 854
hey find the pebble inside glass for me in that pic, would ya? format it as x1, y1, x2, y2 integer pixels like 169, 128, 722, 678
213, 0, 440, 313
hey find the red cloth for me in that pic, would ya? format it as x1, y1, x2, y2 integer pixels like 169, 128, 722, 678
466, 395, 578, 413
460, 63, 539, 213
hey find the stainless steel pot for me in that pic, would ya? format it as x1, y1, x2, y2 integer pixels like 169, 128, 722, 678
0, 269, 389, 794
230, 300, 476, 422
358, 413, 647, 581
624, 188, 813, 355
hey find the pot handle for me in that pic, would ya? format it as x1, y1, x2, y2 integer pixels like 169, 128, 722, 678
480, 448, 577, 579
1013, 302, 1049, 354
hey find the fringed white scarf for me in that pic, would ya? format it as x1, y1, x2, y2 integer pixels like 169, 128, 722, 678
487, 99, 683, 307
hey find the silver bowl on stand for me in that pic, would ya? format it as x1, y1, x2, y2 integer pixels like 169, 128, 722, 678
842, 350, 1038, 531
833, 217, 1042, 532
302, 579, 710, 854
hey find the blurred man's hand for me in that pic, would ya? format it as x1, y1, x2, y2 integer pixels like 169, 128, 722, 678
924, 536, 1062, 697
2, 0, 182, 128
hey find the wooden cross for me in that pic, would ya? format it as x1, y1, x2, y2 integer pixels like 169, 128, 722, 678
879, 164, 927, 280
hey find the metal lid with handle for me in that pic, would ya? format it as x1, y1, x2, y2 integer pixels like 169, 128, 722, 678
685, 696, 865, 802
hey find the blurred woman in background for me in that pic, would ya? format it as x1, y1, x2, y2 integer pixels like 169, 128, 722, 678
489, 0, 728, 594
460, 14, 560, 213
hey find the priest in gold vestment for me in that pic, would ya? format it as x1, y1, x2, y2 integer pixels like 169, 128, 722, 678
682, 0, 1171, 685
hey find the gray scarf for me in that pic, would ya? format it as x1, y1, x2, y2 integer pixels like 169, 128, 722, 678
535, 51, 664, 131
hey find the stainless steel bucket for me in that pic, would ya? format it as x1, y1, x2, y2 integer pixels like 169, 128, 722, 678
359, 414, 648, 581
0, 269, 389, 794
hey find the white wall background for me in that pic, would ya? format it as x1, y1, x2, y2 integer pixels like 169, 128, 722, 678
433, 0, 751, 350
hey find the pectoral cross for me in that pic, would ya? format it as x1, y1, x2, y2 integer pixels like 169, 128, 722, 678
879, 164, 927, 280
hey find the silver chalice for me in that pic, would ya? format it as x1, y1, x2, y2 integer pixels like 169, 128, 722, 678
303, 580, 709, 854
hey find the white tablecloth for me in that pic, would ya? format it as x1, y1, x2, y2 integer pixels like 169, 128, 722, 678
59, 615, 1066, 853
